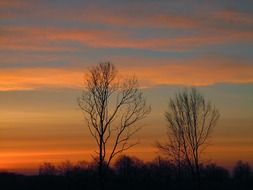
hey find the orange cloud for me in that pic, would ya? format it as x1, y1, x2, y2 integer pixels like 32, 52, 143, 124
1, 57, 253, 91
0, 1, 200, 29
59, 6, 253, 30
3, 2, 253, 31
117, 57, 253, 86
0, 68, 85, 91
0, 27, 78, 52
0, 0, 29, 8
1, 26, 253, 52
0, 0, 33, 19
73, 10, 200, 29
214, 9, 253, 25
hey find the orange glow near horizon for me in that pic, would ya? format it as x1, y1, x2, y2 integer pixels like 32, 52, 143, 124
1, 143, 252, 174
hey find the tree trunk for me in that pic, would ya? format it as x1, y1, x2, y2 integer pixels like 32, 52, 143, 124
99, 139, 104, 190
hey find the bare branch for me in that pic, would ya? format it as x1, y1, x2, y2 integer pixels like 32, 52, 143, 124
157, 88, 220, 179
78, 62, 151, 179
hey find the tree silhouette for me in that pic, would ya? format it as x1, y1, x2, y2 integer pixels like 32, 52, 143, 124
157, 88, 220, 189
233, 160, 251, 185
114, 155, 144, 177
39, 163, 58, 176
78, 62, 151, 189
2, 159, 253, 190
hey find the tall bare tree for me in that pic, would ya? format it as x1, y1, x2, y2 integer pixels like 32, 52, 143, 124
157, 88, 220, 189
78, 62, 151, 189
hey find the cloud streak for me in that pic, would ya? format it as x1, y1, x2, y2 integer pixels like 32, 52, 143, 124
1, 26, 252, 52
1, 57, 253, 91
1, 1, 253, 52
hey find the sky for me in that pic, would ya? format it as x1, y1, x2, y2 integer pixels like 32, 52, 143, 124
0, 0, 253, 174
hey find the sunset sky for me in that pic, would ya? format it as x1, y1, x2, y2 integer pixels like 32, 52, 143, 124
0, 0, 253, 174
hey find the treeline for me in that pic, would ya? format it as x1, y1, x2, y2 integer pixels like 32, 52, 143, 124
0, 155, 252, 190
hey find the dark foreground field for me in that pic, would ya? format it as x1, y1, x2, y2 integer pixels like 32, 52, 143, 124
0, 157, 252, 190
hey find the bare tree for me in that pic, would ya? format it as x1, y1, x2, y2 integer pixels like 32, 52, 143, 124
157, 88, 220, 189
78, 62, 151, 189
